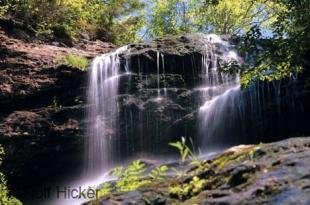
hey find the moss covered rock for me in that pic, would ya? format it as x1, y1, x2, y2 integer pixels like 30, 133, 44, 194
87, 137, 310, 205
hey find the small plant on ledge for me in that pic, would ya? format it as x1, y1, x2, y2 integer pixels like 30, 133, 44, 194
96, 160, 169, 198
169, 137, 203, 177
111, 160, 150, 192
62, 54, 89, 71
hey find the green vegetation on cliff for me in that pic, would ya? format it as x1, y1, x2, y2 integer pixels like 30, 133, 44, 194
0, 146, 22, 205
62, 54, 89, 71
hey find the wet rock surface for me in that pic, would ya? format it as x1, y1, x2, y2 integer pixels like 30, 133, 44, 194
87, 137, 310, 205
114, 73, 200, 159
120, 34, 239, 85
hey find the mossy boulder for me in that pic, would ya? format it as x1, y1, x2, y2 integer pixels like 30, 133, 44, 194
87, 137, 310, 205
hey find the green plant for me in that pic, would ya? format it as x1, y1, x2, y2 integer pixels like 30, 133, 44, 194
111, 160, 150, 192
169, 137, 194, 163
62, 54, 89, 71
169, 137, 203, 178
108, 161, 169, 194
149, 165, 169, 181
169, 137, 202, 167
0, 4, 9, 17
50, 96, 62, 112
0, 146, 22, 205
169, 176, 206, 200
148, 0, 278, 38
96, 183, 112, 198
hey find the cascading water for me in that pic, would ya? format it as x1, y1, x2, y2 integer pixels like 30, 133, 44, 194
86, 46, 127, 176
156, 51, 161, 98
198, 34, 243, 149
85, 34, 243, 175
49, 47, 129, 205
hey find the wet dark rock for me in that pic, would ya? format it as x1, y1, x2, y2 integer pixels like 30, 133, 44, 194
226, 164, 257, 188
120, 34, 236, 86
87, 190, 167, 205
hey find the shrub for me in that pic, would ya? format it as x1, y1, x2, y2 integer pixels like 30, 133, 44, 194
0, 146, 22, 205
169, 137, 202, 166
0, 5, 9, 18
62, 54, 89, 71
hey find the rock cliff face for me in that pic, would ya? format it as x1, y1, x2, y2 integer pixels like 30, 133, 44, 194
115, 44, 204, 158
0, 24, 115, 199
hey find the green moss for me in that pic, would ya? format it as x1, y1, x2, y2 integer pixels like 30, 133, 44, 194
166, 145, 263, 204
96, 183, 112, 198
211, 145, 257, 170
169, 176, 206, 200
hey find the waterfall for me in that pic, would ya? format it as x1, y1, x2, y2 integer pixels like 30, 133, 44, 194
46, 34, 304, 205
86, 46, 127, 175
198, 34, 242, 149
85, 34, 242, 176
156, 51, 161, 98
